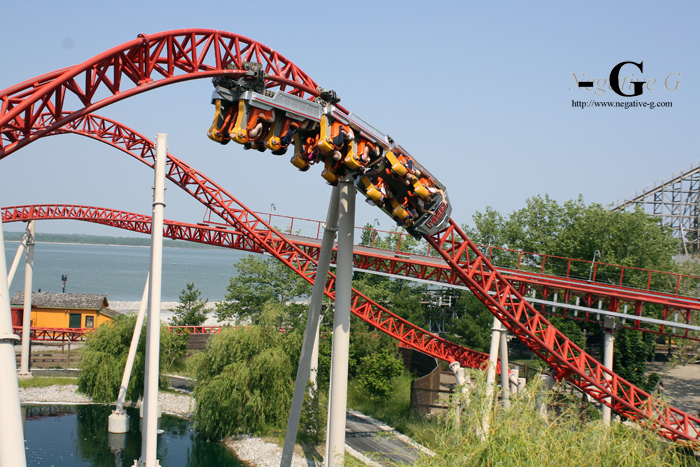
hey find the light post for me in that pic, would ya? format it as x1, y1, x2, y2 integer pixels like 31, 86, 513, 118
587, 250, 601, 282
61, 274, 68, 293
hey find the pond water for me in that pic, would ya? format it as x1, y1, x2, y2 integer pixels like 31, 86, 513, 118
22, 404, 244, 467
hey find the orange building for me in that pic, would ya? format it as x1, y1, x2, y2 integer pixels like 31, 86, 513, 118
11, 292, 120, 329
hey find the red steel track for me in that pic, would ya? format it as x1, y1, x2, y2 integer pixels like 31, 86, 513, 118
12, 325, 87, 342
1, 29, 698, 443
5, 202, 700, 344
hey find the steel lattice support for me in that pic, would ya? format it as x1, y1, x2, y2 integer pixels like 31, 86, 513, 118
6, 199, 699, 344
611, 161, 700, 254
426, 219, 700, 443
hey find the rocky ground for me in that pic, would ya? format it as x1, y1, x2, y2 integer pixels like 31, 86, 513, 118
18, 384, 314, 467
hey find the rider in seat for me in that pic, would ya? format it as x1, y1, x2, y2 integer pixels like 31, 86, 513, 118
244, 108, 276, 151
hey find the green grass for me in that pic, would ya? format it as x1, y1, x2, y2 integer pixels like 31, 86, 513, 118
346, 369, 700, 467
18, 376, 78, 388
410, 370, 700, 467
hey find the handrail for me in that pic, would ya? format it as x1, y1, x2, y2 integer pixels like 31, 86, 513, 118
205, 209, 700, 298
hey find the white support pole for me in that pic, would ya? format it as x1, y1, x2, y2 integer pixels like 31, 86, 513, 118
499, 326, 510, 408
448, 361, 469, 426
7, 224, 31, 288
109, 275, 150, 433
509, 367, 519, 394
325, 180, 355, 467
280, 186, 340, 467
18, 221, 35, 378
0, 204, 28, 467
602, 316, 615, 426
136, 133, 167, 467
309, 315, 322, 392
482, 315, 503, 438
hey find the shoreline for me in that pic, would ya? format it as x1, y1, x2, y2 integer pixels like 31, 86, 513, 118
18, 384, 315, 467
3, 238, 220, 250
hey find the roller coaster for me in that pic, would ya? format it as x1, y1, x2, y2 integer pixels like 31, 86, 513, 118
5, 200, 700, 344
1, 29, 699, 445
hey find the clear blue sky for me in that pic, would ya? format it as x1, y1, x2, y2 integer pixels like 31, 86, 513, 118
1, 1, 698, 239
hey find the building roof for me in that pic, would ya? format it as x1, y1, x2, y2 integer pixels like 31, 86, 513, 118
11, 292, 110, 310
99, 308, 120, 319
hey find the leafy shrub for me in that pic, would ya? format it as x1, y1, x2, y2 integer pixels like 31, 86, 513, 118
299, 383, 327, 444
191, 325, 299, 439
78, 314, 187, 402
357, 348, 404, 402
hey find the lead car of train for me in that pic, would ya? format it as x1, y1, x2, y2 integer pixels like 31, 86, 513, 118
205, 66, 451, 239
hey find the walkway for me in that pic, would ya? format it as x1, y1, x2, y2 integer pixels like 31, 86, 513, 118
345, 409, 433, 466
647, 362, 700, 417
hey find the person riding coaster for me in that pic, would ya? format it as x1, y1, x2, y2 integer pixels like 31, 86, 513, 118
343, 136, 381, 173
290, 132, 321, 172
207, 98, 232, 144
357, 139, 382, 165
243, 107, 276, 151
388, 197, 416, 228
317, 115, 354, 162
357, 175, 392, 209
264, 116, 306, 156
204, 84, 452, 236
226, 97, 276, 151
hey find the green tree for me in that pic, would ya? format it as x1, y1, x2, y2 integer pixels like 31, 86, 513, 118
463, 206, 508, 248
190, 325, 299, 439
216, 255, 312, 325
299, 383, 327, 444
445, 291, 494, 353
170, 282, 208, 327
78, 314, 187, 402
613, 328, 658, 391
357, 348, 404, 402
459, 195, 679, 368
464, 195, 678, 279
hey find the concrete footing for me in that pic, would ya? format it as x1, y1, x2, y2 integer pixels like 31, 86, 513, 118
108, 411, 130, 433
139, 402, 162, 419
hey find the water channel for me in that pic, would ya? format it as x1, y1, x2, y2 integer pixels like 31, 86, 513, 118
22, 404, 243, 466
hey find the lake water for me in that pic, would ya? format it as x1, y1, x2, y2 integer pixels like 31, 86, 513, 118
4, 241, 252, 303
22, 404, 243, 466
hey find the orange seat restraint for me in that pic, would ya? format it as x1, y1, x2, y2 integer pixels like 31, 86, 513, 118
385, 151, 408, 177
247, 108, 275, 134
360, 176, 383, 203
280, 119, 300, 144
389, 197, 409, 220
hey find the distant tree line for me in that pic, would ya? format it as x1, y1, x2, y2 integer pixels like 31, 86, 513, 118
2, 231, 217, 249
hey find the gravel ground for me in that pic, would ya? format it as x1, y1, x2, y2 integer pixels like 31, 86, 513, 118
19, 385, 92, 404
18, 384, 314, 466
225, 436, 319, 467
